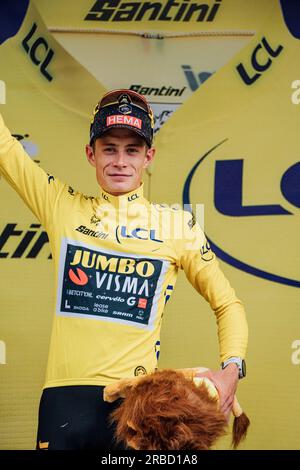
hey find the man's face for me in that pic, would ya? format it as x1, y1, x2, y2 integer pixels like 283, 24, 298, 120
85, 128, 155, 196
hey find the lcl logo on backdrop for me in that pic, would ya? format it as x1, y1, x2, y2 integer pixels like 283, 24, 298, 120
183, 139, 300, 288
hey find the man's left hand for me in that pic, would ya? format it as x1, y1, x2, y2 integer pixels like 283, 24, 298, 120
195, 363, 239, 420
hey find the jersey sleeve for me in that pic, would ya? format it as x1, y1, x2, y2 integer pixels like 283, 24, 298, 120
0, 113, 65, 228
178, 211, 248, 363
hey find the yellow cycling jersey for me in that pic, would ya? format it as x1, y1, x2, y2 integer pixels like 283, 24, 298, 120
0, 113, 248, 388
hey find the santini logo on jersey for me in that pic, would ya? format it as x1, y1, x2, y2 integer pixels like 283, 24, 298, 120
107, 115, 142, 129
76, 225, 108, 240
85, 0, 222, 23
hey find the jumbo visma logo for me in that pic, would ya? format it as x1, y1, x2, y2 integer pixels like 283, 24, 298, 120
59, 243, 164, 326
183, 140, 300, 288
68, 248, 155, 297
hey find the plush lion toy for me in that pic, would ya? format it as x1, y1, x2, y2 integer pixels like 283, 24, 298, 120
104, 368, 250, 451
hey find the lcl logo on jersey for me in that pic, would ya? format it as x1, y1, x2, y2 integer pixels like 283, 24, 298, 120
128, 193, 139, 202
183, 140, 300, 288
116, 226, 163, 244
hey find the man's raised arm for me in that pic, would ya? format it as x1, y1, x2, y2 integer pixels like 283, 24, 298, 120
0, 112, 65, 228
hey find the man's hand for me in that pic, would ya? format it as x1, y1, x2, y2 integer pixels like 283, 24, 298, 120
195, 363, 239, 420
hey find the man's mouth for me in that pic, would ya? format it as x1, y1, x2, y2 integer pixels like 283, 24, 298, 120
108, 174, 131, 177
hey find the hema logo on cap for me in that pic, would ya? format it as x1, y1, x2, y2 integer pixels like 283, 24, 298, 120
107, 115, 142, 129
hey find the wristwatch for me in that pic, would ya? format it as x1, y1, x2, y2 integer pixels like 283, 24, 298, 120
221, 357, 246, 379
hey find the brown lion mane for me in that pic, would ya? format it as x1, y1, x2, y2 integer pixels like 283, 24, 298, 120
109, 369, 249, 450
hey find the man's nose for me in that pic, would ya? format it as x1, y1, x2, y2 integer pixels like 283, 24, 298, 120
113, 151, 127, 166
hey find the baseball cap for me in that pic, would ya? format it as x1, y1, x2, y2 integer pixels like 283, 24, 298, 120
89, 89, 155, 147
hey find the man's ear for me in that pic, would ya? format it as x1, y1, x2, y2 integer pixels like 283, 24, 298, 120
143, 147, 155, 169
85, 144, 96, 167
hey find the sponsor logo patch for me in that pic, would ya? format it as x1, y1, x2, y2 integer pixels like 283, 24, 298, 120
57, 240, 169, 328
106, 115, 142, 129
134, 366, 147, 376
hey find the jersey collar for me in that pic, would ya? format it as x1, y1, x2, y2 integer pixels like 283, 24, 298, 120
99, 183, 144, 208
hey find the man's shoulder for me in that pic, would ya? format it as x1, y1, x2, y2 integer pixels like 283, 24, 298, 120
66, 185, 96, 203
150, 202, 196, 226
150, 201, 184, 214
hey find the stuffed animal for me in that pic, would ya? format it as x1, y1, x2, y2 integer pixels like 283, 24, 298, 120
104, 368, 250, 450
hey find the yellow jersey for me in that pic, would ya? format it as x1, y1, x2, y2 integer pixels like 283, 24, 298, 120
0, 113, 248, 388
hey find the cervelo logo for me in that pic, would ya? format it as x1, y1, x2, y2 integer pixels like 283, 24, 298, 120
107, 115, 142, 129
183, 140, 300, 288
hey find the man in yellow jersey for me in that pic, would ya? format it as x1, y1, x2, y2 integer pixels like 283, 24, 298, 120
0, 89, 248, 450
